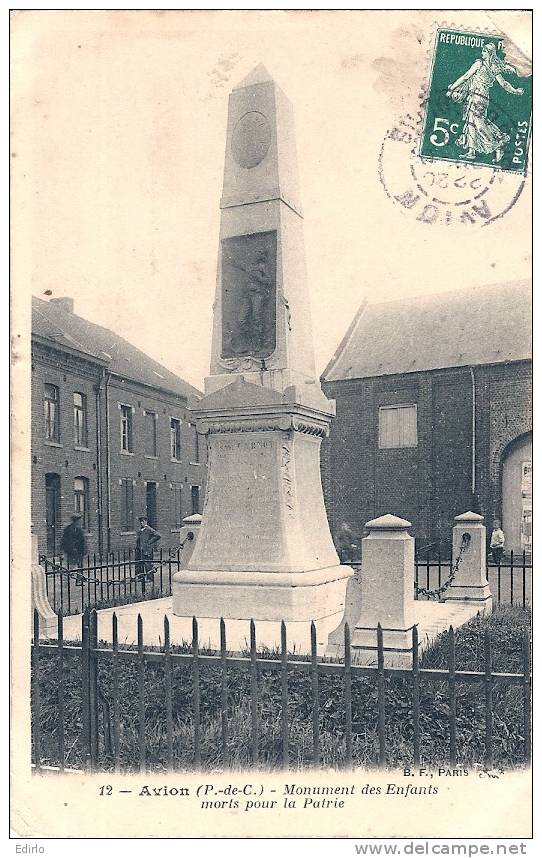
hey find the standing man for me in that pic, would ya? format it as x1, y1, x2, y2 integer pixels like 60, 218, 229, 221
489, 519, 505, 565
336, 521, 358, 564
135, 516, 161, 581
60, 513, 86, 580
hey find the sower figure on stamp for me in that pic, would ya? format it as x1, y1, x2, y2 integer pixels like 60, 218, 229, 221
489, 519, 505, 566
135, 516, 161, 582
446, 43, 523, 163
60, 513, 86, 582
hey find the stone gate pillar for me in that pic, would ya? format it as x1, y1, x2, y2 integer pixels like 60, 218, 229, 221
327, 514, 415, 667
444, 511, 492, 613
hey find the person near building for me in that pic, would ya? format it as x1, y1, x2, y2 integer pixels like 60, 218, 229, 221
60, 513, 86, 581
135, 516, 161, 581
336, 521, 358, 564
490, 520, 505, 565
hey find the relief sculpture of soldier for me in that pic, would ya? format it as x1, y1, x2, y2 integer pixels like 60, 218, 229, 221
223, 242, 275, 358
233, 247, 271, 355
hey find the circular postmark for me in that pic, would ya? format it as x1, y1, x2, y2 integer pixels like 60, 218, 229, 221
379, 95, 527, 227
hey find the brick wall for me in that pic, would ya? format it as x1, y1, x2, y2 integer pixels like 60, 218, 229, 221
32, 340, 207, 557
431, 370, 473, 544
31, 342, 103, 557
321, 360, 532, 552
106, 378, 207, 552
486, 361, 532, 522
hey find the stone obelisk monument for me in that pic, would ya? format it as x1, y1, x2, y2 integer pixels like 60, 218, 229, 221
173, 65, 351, 621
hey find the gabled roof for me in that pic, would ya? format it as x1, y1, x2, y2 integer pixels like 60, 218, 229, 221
322, 280, 532, 383
32, 297, 202, 401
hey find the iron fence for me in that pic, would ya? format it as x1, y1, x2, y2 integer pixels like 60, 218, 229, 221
41, 548, 183, 616
414, 551, 532, 607
43, 547, 532, 615
31, 608, 531, 773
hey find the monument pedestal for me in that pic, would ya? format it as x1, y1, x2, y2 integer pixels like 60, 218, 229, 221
172, 378, 351, 621
173, 567, 349, 622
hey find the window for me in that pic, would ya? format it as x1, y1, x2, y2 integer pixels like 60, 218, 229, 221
190, 423, 201, 463
120, 479, 135, 531
191, 485, 200, 515
120, 405, 133, 453
74, 477, 89, 530
73, 392, 88, 447
44, 384, 60, 442
378, 405, 417, 449
144, 410, 157, 457
145, 481, 157, 529
170, 418, 181, 461
171, 483, 183, 529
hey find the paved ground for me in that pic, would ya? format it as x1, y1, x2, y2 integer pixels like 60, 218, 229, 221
58, 595, 481, 658
59, 597, 344, 654
414, 600, 482, 648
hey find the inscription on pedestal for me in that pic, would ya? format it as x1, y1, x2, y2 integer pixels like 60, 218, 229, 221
197, 434, 279, 566
221, 231, 277, 361
214, 438, 273, 458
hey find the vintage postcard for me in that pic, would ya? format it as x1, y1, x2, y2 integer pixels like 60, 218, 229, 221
10, 8, 533, 846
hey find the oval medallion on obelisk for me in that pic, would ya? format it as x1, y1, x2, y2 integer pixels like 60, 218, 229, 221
231, 111, 271, 168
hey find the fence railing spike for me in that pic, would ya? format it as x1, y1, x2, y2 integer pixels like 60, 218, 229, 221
310, 620, 320, 766
344, 622, 352, 769
377, 623, 385, 768
57, 610, 65, 772
192, 616, 201, 767
164, 614, 173, 770
249, 618, 258, 765
522, 629, 531, 764
31, 610, 41, 770
220, 617, 228, 767
484, 629, 493, 768
448, 626, 457, 766
280, 621, 289, 770
412, 624, 420, 766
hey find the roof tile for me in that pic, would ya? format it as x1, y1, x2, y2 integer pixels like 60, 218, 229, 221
323, 280, 531, 382
32, 297, 202, 401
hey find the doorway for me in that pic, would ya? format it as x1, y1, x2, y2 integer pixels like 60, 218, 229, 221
501, 433, 532, 554
45, 473, 61, 556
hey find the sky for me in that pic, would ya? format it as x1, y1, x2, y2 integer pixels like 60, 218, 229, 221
12, 9, 532, 389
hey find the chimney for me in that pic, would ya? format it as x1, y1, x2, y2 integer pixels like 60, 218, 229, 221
50, 297, 74, 313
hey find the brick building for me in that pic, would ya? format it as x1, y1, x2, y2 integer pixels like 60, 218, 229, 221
321, 280, 532, 554
32, 296, 207, 557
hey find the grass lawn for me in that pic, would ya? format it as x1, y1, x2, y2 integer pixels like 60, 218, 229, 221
33, 604, 530, 772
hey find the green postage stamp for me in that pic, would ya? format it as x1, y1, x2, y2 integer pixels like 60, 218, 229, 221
420, 29, 532, 174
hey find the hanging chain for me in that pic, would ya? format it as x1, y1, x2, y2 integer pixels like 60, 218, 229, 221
41, 537, 191, 586
41, 558, 101, 585
415, 531, 471, 599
